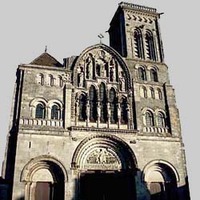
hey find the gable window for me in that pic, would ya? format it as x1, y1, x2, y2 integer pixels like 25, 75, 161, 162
48, 75, 54, 86
36, 103, 45, 119
36, 74, 44, 85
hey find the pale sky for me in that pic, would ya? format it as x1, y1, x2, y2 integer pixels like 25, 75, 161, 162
0, 1, 198, 199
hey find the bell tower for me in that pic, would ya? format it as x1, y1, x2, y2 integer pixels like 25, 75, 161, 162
109, 2, 164, 62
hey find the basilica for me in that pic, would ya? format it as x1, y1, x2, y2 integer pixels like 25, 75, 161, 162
1, 2, 190, 200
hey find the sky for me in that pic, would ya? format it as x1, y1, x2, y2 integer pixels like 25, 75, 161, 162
0, 0, 198, 199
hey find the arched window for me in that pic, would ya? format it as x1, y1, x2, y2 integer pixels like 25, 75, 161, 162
134, 29, 144, 59
150, 87, 155, 99
145, 31, 157, 61
121, 97, 128, 124
51, 104, 61, 120
48, 75, 54, 86
58, 76, 63, 87
141, 86, 147, 98
96, 64, 101, 76
138, 67, 147, 81
89, 86, 97, 122
36, 74, 44, 85
110, 88, 118, 124
79, 94, 87, 121
145, 111, 154, 126
157, 88, 162, 100
36, 103, 45, 119
150, 69, 158, 82
99, 83, 107, 123
157, 112, 166, 127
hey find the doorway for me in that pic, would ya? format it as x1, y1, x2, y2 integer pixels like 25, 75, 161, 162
80, 171, 135, 200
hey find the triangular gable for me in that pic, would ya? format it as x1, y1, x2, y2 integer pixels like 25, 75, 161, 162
30, 52, 63, 67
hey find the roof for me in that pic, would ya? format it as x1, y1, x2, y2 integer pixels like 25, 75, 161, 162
30, 52, 63, 67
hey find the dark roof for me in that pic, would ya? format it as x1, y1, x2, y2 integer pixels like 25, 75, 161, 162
30, 52, 63, 67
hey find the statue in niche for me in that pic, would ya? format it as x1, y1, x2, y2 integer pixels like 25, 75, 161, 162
96, 58, 107, 77
110, 66, 114, 82
78, 65, 84, 87
86, 55, 93, 79
119, 71, 126, 91
117, 103, 121, 118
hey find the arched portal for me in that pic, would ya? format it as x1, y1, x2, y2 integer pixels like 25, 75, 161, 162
21, 156, 67, 200
143, 160, 179, 200
72, 134, 137, 200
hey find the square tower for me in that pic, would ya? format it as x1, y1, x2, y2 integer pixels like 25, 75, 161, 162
1, 2, 190, 200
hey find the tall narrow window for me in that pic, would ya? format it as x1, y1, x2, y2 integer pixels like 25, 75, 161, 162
89, 86, 97, 122
134, 29, 144, 59
150, 87, 155, 99
138, 67, 147, 81
79, 94, 87, 121
157, 88, 162, 100
141, 86, 147, 98
99, 83, 107, 123
145, 111, 154, 126
150, 69, 158, 82
37, 74, 44, 85
157, 112, 166, 127
58, 76, 63, 87
121, 97, 128, 124
36, 103, 45, 119
48, 75, 54, 86
145, 31, 157, 61
51, 104, 61, 120
110, 88, 117, 123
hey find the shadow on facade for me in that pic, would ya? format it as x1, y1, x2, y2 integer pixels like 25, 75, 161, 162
71, 171, 190, 200
16, 197, 24, 200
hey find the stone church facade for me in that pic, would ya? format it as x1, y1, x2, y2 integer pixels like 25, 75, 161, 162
2, 2, 190, 200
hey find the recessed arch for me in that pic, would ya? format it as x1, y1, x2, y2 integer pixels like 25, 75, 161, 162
71, 134, 137, 171
142, 160, 179, 199
21, 155, 68, 182
21, 155, 67, 200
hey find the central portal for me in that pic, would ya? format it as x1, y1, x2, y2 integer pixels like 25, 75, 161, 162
80, 171, 135, 200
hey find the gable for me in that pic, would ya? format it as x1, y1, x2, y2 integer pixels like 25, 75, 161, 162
30, 52, 63, 67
